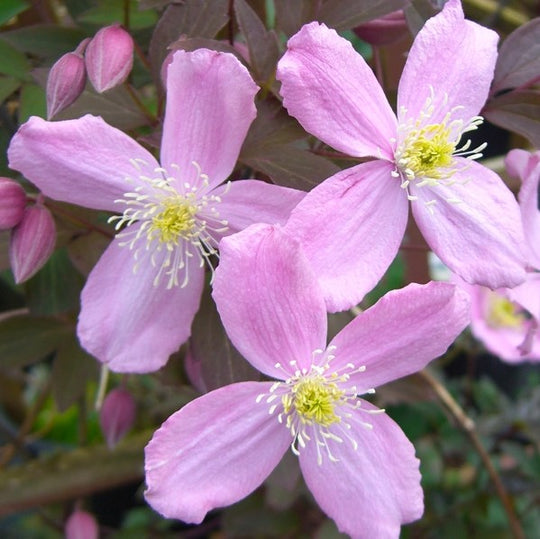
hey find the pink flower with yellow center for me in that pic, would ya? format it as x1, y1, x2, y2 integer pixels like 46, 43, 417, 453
144, 223, 470, 538
8, 49, 304, 373
276, 0, 526, 312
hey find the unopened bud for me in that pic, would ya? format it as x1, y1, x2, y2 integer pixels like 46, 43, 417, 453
65, 509, 99, 539
10, 205, 56, 283
46, 52, 87, 119
354, 10, 409, 47
99, 388, 136, 449
0, 178, 26, 230
85, 24, 134, 93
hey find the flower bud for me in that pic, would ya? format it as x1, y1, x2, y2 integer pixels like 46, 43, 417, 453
0, 178, 26, 230
353, 10, 409, 47
10, 205, 56, 283
99, 388, 136, 449
46, 52, 86, 119
85, 24, 134, 93
65, 509, 99, 539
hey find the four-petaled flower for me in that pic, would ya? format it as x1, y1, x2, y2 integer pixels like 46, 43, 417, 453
277, 0, 526, 312
144, 224, 470, 538
8, 49, 304, 373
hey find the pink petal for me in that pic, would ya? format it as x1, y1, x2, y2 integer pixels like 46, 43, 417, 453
212, 223, 327, 379
328, 281, 470, 391
8, 115, 159, 212
507, 273, 540, 322
299, 400, 423, 538
397, 0, 498, 128
144, 381, 290, 523
284, 161, 408, 312
514, 152, 540, 268
211, 179, 305, 238
77, 235, 204, 373
277, 22, 396, 160
411, 159, 527, 289
505, 148, 536, 181
161, 49, 258, 190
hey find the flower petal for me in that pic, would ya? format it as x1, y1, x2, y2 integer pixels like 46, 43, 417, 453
277, 22, 396, 160
299, 400, 423, 538
284, 161, 408, 312
144, 381, 290, 523
328, 281, 470, 391
8, 115, 159, 212
161, 49, 258, 190
513, 152, 540, 268
411, 159, 527, 289
397, 0, 498, 127
507, 273, 540, 322
212, 223, 327, 379
211, 179, 305, 238
77, 234, 204, 373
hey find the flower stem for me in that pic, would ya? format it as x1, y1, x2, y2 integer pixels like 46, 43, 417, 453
419, 369, 524, 539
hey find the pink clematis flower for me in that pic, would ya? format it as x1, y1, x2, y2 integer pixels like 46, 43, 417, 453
277, 0, 526, 312
8, 49, 304, 373
144, 224, 470, 538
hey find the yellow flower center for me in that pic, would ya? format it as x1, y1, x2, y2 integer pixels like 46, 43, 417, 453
148, 197, 198, 244
283, 376, 344, 427
486, 294, 526, 329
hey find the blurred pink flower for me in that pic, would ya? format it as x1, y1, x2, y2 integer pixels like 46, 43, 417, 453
144, 224, 470, 538
65, 509, 99, 539
8, 49, 304, 373
277, 0, 526, 311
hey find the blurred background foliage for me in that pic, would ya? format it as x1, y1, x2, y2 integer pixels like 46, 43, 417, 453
0, 0, 539, 537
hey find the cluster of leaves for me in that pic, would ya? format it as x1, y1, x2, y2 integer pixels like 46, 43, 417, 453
0, 0, 539, 537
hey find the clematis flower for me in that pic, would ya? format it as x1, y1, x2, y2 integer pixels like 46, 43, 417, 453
277, 0, 526, 312
8, 49, 304, 373
144, 224, 470, 538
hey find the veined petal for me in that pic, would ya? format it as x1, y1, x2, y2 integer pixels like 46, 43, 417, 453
514, 153, 540, 268
277, 22, 396, 160
211, 179, 305, 239
397, 0, 498, 127
284, 161, 408, 312
328, 282, 470, 391
77, 234, 204, 373
144, 381, 290, 523
299, 400, 423, 539
411, 159, 527, 289
8, 115, 159, 212
212, 223, 327, 379
161, 49, 258, 191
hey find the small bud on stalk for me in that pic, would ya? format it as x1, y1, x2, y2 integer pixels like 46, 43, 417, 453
65, 509, 99, 539
9, 204, 56, 283
99, 387, 136, 449
0, 178, 26, 230
85, 24, 134, 93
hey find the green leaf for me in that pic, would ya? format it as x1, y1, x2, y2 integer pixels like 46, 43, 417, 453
317, 0, 409, 31
0, 25, 88, 59
77, 0, 158, 29
235, 0, 280, 85
52, 335, 98, 412
484, 90, 540, 148
0, 313, 72, 369
18, 82, 46, 123
0, 0, 29, 26
0, 75, 20, 102
0, 38, 30, 79
189, 282, 260, 392
25, 248, 85, 316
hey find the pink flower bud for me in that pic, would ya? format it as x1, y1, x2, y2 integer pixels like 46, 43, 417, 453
46, 52, 86, 119
353, 10, 409, 47
99, 388, 136, 449
0, 178, 26, 230
65, 509, 99, 539
10, 205, 56, 283
85, 24, 134, 93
